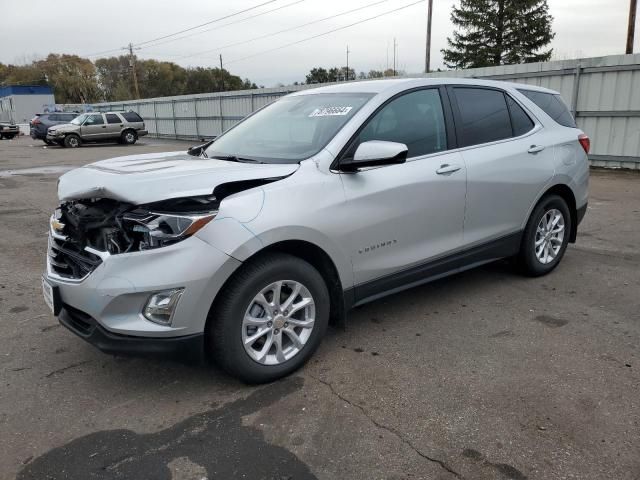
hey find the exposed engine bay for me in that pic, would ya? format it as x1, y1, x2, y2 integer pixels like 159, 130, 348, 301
56, 195, 220, 255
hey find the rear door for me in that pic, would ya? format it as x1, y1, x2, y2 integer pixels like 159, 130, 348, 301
80, 114, 107, 140
337, 87, 467, 295
105, 113, 124, 139
448, 86, 555, 246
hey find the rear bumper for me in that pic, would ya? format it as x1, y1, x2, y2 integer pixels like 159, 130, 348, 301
59, 305, 204, 361
137, 129, 148, 137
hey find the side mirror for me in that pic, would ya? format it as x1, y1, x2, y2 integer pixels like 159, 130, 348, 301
340, 141, 408, 172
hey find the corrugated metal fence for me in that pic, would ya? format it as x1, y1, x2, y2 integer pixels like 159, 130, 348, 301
92, 54, 640, 170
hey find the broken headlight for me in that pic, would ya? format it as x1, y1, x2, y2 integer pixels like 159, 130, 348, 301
123, 210, 216, 249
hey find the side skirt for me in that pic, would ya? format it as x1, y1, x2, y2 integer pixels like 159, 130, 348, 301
345, 232, 522, 309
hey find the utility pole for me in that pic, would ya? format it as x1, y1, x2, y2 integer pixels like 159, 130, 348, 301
425, 0, 433, 73
393, 38, 397, 76
126, 42, 140, 100
346, 45, 350, 81
627, 0, 638, 54
219, 54, 225, 91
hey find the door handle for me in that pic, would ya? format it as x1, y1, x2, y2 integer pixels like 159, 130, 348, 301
528, 145, 545, 154
436, 164, 462, 175
101, 125, 107, 128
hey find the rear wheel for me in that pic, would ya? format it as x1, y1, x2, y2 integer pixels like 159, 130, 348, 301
64, 134, 81, 148
121, 130, 137, 145
208, 253, 329, 384
517, 194, 572, 277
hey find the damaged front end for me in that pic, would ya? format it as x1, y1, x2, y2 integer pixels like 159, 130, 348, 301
48, 195, 219, 280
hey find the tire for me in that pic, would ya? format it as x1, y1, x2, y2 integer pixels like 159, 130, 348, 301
121, 130, 137, 145
517, 194, 572, 277
4, 133, 15, 140
208, 252, 330, 384
63, 134, 81, 148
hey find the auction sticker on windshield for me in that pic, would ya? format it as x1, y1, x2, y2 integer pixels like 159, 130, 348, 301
309, 106, 353, 117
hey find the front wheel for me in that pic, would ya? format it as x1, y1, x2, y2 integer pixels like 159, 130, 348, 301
517, 194, 572, 277
63, 134, 81, 148
208, 253, 330, 384
2, 133, 15, 140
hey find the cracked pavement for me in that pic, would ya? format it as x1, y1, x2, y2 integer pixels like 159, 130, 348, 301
1, 137, 639, 479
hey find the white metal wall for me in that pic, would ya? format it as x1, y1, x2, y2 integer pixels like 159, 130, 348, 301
91, 54, 640, 169
0, 93, 56, 123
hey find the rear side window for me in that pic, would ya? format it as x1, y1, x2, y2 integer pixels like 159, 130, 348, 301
106, 113, 122, 124
357, 89, 448, 158
453, 87, 512, 147
61, 114, 76, 121
121, 111, 143, 122
47, 114, 59, 121
518, 90, 576, 128
506, 96, 535, 136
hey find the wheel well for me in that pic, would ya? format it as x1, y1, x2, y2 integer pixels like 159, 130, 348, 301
209, 240, 346, 330
542, 184, 578, 242
122, 128, 136, 136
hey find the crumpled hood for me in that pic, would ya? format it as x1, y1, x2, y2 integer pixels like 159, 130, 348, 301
57, 150, 299, 204
48, 123, 74, 132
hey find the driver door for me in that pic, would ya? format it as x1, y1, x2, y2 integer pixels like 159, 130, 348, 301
80, 113, 107, 140
336, 88, 467, 300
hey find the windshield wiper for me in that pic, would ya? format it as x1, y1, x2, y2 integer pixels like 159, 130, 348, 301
210, 155, 265, 164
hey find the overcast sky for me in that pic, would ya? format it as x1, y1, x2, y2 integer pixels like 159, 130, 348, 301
2, 0, 638, 86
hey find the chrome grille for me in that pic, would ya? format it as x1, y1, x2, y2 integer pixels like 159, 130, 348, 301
48, 235, 102, 280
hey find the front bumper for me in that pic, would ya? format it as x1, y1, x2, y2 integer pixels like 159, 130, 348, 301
59, 305, 204, 361
1, 126, 19, 135
45, 234, 241, 343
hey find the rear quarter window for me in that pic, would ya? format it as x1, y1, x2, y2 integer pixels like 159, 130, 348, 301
121, 112, 143, 122
518, 90, 577, 128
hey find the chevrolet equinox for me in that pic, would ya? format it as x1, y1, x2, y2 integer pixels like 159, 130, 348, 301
43, 79, 589, 383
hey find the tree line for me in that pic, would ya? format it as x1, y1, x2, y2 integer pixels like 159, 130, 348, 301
0, 54, 258, 104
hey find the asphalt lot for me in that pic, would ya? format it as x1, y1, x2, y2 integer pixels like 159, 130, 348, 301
1, 135, 639, 480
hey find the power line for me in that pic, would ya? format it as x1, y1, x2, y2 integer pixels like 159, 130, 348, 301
224, 0, 425, 66
86, 0, 279, 57
170, 0, 392, 61
140, 0, 308, 51
134, 0, 279, 47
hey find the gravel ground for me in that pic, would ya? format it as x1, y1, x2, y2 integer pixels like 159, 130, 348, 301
1, 135, 639, 480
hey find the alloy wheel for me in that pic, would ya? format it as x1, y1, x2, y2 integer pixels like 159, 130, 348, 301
535, 208, 565, 264
242, 280, 315, 365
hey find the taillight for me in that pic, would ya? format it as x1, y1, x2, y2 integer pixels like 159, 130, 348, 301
31, 118, 41, 125
578, 133, 590, 154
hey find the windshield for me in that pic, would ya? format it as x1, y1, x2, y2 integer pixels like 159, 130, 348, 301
70, 114, 88, 125
205, 93, 374, 164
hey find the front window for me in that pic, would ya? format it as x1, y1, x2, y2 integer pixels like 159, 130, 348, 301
70, 114, 88, 125
205, 93, 373, 164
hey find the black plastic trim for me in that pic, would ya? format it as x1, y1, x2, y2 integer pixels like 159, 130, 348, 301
576, 203, 588, 226
345, 232, 522, 308
59, 306, 204, 362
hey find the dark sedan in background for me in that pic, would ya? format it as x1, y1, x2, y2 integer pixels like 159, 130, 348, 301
30, 112, 79, 144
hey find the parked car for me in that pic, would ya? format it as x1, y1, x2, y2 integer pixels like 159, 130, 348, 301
43, 79, 589, 383
30, 112, 79, 144
46, 111, 147, 148
0, 122, 20, 139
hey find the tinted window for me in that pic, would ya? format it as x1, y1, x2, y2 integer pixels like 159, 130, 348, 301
84, 114, 104, 125
357, 89, 447, 158
121, 111, 143, 122
47, 114, 59, 121
61, 114, 76, 121
518, 90, 576, 128
453, 88, 512, 147
506, 96, 535, 136
106, 113, 122, 124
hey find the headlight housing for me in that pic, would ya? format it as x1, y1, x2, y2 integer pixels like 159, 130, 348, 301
123, 210, 216, 250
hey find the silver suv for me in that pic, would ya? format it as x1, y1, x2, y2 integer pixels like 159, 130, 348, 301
46, 111, 147, 148
43, 79, 589, 383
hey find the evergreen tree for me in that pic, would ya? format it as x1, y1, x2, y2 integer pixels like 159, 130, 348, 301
442, 0, 555, 69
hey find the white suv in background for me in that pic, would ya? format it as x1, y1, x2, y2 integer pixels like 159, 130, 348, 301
43, 79, 589, 383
